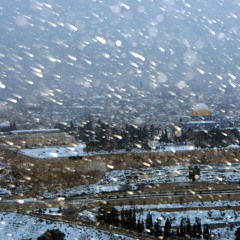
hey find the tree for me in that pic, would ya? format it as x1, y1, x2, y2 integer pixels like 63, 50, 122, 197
137, 217, 142, 233
189, 166, 200, 182
141, 219, 145, 233
160, 128, 169, 143
37, 229, 65, 240
125, 208, 132, 229
145, 211, 153, 235
132, 207, 137, 230
180, 218, 187, 237
97, 206, 119, 226
164, 218, 172, 238
193, 217, 202, 238
136, 217, 144, 233
203, 224, 210, 240
235, 227, 240, 240
153, 218, 162, 237
120, 208, 126, 228
109, 207, 119, 226
150, 124, 155, 138
10, 121, 17, 131
70, 120, 75, 130
186, 217, 192, 236
97, 206, 107, 223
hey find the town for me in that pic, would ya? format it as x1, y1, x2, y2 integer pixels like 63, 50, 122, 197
0, 0, 240, 239
0, 102, 240, 239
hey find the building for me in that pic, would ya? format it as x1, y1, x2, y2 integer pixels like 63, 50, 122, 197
191, 103, 212, 121
0, 128, 76, 148
0, 120, 13, 132
180, 103, 221, 131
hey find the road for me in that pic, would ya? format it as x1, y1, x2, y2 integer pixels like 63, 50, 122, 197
1, 186, 240, 213
1, 186, 240, 239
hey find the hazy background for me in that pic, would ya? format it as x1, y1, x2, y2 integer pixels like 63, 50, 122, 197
0, 0, 239, 113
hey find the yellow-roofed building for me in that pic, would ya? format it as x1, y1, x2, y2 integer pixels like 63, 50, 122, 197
180, 103, 221, 131
191, 103, 212, 121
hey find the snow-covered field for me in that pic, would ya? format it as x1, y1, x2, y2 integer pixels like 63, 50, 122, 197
79, 200, 240, 240
1, 144, 240, 239
0, 212, 132, 240
19, 143, 86, 159
43, 161, 240, 199
17, 143, 205, 159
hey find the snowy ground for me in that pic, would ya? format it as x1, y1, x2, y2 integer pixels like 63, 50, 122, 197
0, 212, 133, 240
43, 161, 240, 199
19, 142, 86, 159
79, 200, 240, 240
17, 143, 205, 159
1, 144, 240, 239
0, 188, 11, 195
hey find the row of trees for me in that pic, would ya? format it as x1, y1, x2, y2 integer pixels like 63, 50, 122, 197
56, 118, 171, 151
97, 206, 212, 239
56, 119, 240, 151
36, 224, 240, 240
175, 128, 240, 148
80, 119, 160, 151
35, 225, 240, 240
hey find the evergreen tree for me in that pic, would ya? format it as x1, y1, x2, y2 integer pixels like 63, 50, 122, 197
132, 207, 137, 230
109, 207, 119, 226
135, 216, 144, 233
10, 121, 17, 131
153, 218, 162, 237
186, 217, 192, 236
128, 208, 133, 228
141, 219, 145, 233
120, 208, 126, 228
83, 116, 94, 143
97, 207, 107, 222
176, 227, 180, 237
189, 166, 200, 182
137, 217, 142, 233
235, 227, 240, 240
203, 224, 210, 240
145, 211, 153, 235
70, 120, 75, 130
150, 124, 155, 138
180, 218, 187, 237
192, 221, 199, 238
97, 206, 119, 226
125, 209, 131, 229
160, 128, 169, 143
193, 217, 202, 238
37, 229, 65, 240
164, 218, 172, 238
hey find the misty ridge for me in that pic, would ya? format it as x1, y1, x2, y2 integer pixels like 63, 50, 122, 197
0, 0, 239, 116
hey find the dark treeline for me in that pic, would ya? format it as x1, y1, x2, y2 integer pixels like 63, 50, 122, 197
0, 121, 17, 132
55, 118, 240, 151
97, 206, 212, 239
174, 128, 240, 148
55, 118, 170, 151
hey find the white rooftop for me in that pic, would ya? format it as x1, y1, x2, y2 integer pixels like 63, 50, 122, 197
186, 120, 217, 124
0, 121, 10, 128
18, 144, 198, 159
192, 103, 210, 110
10, 129, 61, 135
19, 143, 86, 159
